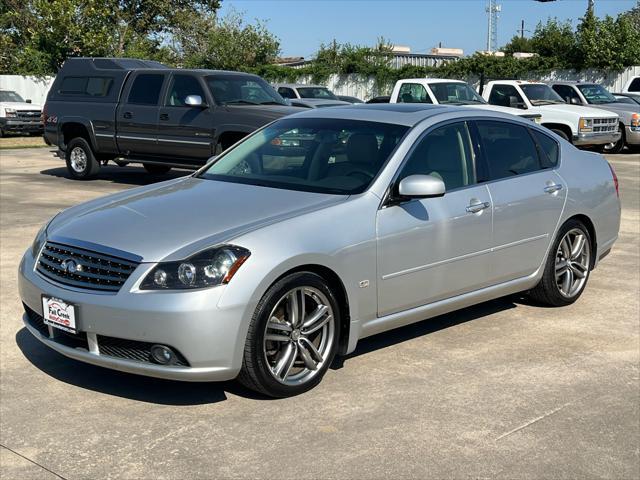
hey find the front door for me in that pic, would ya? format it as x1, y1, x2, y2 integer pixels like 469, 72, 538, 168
156, 73, 215, 164
376, 121, 494, 316
474, 120, 567, 283
116, 72, 166, 156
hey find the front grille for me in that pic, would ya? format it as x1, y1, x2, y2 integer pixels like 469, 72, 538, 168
24, 304, 50, 336
37, 241, 139, 292
97, 335, 189, 366
593, 117, 618, 133
16, 110, 41, 121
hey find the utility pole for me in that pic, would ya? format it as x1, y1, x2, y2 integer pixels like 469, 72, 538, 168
486, 0, 502, 52
519, 19, 525, 39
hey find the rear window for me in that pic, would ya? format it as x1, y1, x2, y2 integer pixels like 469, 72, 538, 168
59, 76, 113, 97
629, 77, 640, 92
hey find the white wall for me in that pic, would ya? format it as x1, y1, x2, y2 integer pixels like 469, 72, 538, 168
0, 75, 55, 106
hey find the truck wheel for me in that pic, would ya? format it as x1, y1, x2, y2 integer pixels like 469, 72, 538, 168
143, 164, 171, 174
550, 129, 570, 143
601, 126, 625, 154
65, 137, 100, 179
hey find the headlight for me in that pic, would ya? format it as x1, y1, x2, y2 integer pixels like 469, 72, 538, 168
4, 108, 17, 118
140, 246, 251, 290
31, 224, 48, 258
579, 118, 593, 132
631, 113, 640, 131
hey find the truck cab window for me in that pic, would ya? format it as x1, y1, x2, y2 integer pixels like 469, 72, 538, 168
397, 83, 431, 104
127, 74, 165, 105
167, 75, 206, 106
489, 84, 526, 109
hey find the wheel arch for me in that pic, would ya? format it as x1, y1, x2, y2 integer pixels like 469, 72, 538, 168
59, 119, 96, 151
542, 122, 573, 141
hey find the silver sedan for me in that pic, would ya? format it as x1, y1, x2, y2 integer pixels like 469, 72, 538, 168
19, 105, 621, 397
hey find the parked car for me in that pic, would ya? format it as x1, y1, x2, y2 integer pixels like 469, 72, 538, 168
43, 57, 301, 179
337, 95, 364, 104
389, 79, 542, 123
366, 95, 391, 104
273, 83, 350, 108
550, 82, 640, 153
0, 89, 44, 137
21, 104, 620, 397
482, 80, 620, 148
614, 92, 640, 105
622, 76, 640, 93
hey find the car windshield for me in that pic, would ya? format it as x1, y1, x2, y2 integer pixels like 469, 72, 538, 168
206, 75, 286, 106
428, 82, 486, 104
520, 84, 565, 104
577, 84, 617, 104
297, 87, 338, 100
0, 91, 25, 102
199, 118, 409, 195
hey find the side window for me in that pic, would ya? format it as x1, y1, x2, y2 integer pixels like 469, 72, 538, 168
397, 83, 432, 104
476, 121, 541, 180
552, 85, 579, 103
278, 87, 295, 99
488, 84, 525, 108
399, 122, 475, 190
59, 77, 113, 97
629, 77, 640, 92
531, 129, 559, 168
166, 75, 205, 106
127, 74, 165, 105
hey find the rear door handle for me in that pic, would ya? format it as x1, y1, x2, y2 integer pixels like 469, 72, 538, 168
160, 113, 169, 121
466, 201, 490, 213
123, 111, 132, 119
544, 184, 563, 194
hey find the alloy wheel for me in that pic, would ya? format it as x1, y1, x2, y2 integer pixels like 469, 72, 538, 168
555, 228, 590, 298
263, 286, 335, 386
69, 146, 88, 173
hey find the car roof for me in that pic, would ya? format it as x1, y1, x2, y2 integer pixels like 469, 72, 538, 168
274, 83, 328, 89
399, 78, 465, 84
285, 103, 499, 126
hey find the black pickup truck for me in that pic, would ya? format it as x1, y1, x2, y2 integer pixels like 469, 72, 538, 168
43, 58, 301, 179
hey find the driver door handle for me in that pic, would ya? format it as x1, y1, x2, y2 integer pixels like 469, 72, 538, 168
123, 111, 133, 119
544, 183, 563, 194
466, 201, 490, 213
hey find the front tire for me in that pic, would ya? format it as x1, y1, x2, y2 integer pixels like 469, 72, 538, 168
65, 137, 100, 179
601, 125, 625, 154
551, 128, 570, 143
238, 272, 341, 397
528, 219, 592, 307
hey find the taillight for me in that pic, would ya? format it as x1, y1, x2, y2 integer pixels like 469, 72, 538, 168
608, 162, 619, 198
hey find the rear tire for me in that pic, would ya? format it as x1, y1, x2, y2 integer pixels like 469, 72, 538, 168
238, 272, 340, 398
528, 219, 592, 307
65, 137, 100, 180
143, 164, 171, 174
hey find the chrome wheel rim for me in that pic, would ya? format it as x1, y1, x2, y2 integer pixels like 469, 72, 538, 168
263, 286, 335, 386
555, 228, 590, 298
69, 147, 87, 173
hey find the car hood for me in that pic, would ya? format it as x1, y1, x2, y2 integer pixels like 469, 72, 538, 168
292, 99, 351, 108
0, 101, 42, 109
225, 104, 303, 119
584, 102, 639, 117
534, 103, 618, 118
46, 177, 346, 262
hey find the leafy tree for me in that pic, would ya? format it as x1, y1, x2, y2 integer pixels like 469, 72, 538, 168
502, 35, 534, 55
529, 19, 578, 68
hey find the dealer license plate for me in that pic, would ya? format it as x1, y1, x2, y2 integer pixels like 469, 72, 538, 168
41, 296, 77, 333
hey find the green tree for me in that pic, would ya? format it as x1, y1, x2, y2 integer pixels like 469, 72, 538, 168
502, 35, 534, 55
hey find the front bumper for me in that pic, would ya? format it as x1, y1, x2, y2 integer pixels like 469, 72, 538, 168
625, 126, 640, 145
0, 118, 44, 133
18, 248, 250, 382
572, 130, 622, 146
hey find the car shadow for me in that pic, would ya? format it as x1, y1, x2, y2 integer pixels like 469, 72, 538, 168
15, 328, 272, 405
40, 165, 192, 187
331, 296, 520, 369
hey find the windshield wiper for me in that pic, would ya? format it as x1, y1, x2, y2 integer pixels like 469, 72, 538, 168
223, 100, 260, 105
259, 101, 286, 105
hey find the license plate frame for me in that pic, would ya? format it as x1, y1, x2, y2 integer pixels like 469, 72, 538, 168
41, 295, 77, 333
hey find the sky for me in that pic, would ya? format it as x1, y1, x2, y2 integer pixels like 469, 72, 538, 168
218, 0, 637, 58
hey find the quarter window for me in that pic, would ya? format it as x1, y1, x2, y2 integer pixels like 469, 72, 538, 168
397, 83, 432, 104
531, 129, 559, 168
59, 76, 113, 97
476, 121, 541, 180
399, 122, 475, 190
167, 75, 205, 106
488, 84, 525, 109
127, 74, 165, 105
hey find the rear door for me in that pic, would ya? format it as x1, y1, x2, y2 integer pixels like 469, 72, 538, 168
156, 73, 215, 164
474, 120, 566, 283
116, 72, 167, 156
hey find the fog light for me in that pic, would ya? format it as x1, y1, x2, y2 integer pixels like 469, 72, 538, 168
150, 344, 175, 365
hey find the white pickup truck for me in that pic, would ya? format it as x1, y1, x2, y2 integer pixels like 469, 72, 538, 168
389, 78, 542, 123
0, 90, 43, 137
481, 80, 620, 148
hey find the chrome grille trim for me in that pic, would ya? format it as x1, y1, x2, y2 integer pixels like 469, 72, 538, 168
36, 241, 139, 292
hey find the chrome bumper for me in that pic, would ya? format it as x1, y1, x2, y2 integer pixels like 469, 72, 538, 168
573, 130, 622, 146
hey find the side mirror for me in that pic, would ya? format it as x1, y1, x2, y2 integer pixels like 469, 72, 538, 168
185, 95, 204, 107
509, 95, 526, 109
398, 174, 446, 199
570, 97, 582, 105
26, 99, 32, 104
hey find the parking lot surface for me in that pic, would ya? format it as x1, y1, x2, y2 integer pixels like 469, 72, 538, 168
1, 149, 638, 479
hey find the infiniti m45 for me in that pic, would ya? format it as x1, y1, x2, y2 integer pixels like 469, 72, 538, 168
19, 104, 621, 397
